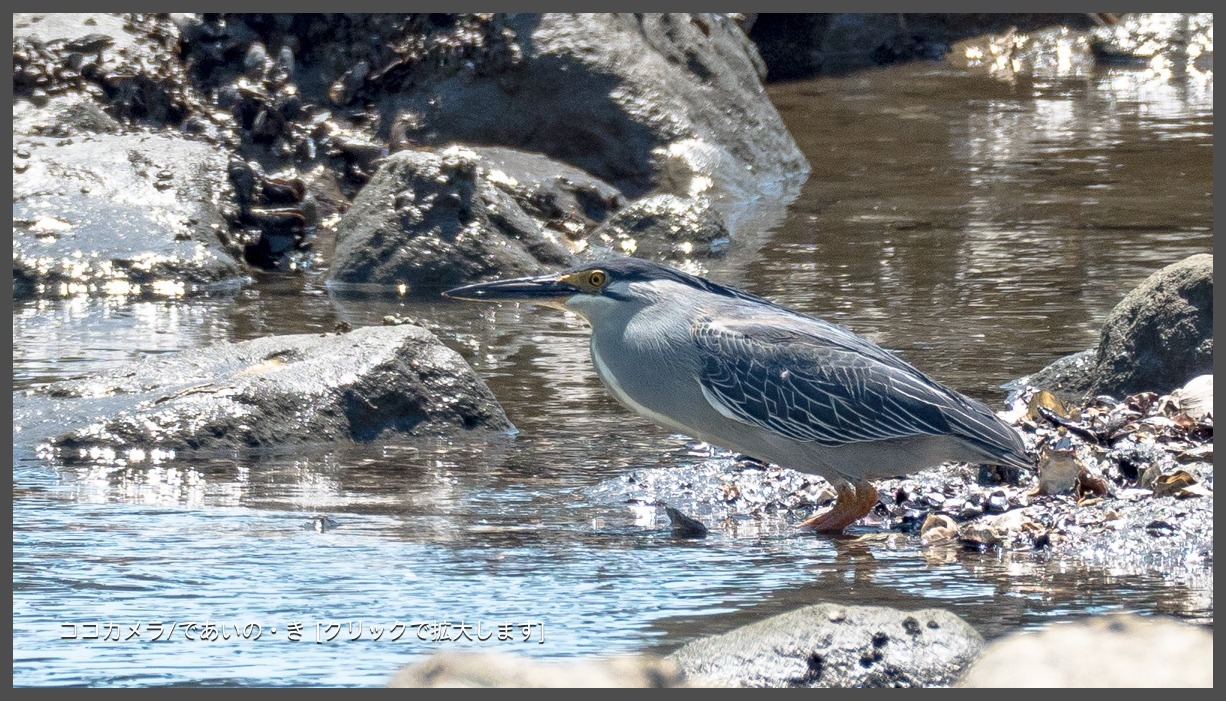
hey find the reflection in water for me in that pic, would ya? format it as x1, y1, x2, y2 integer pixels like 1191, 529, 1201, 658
12, 51, 1212, 686
760, 57, 1210, 397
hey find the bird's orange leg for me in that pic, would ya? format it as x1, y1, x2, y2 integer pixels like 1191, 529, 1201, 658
799, 480, 880, 534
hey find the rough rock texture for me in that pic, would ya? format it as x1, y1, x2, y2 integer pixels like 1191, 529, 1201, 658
1018, 254, 1213, 401
586, 456, 836, 532
383, 13, 809, 202
585, 194, 730, 266
669, 603, 983, 688
959, 614, 1213, 687
1007, 349, 1095, 404
747, 13, 1100, 80
13, 13, 200, 129
1088, 254, 1213, 397
12, 92, 121, 137
452, 145, 625, 237
15, 14, 807, 271
16, 325, 512, 460
389, 652, 688, 688
12, 132, 246, 298
327, 146, 579, 292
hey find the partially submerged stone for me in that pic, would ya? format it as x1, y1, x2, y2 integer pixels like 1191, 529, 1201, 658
13, 132, 246, 299
1013, 254, 1213, 402
1089, 253, 1212, 398
17, 324, 512, 460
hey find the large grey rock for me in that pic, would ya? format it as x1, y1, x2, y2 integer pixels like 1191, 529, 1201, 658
389, 652, 687, 688
669, 603, 983, 688
1013, 254, 1213, 401
16, 324, 512, 460
959, 614, 1212, 687
12, 132, 246, 299
327, 146, 580, 292
1089, 253, 1213, 397
389, 13, 808, 203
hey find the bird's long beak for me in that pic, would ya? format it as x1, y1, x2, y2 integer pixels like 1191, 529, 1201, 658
442, 273, 580, 303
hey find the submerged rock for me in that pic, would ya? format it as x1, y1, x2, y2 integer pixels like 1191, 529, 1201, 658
17, 324, 512, 460
1017, 254, 1213, 402
959, 614, 1213, 687
669, 603, 983, 688
389, 652, 687, 688
12, 132, 246, 298
327, 146, 580, 293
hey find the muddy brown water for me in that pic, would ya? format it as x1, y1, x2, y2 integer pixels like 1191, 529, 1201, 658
12, 58, 1212, 686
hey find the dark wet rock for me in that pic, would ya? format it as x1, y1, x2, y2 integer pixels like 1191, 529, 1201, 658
16, 324, 512, 461
12, 132, 246, 298
669, 603, 983, 688
1008, 349, 1096, 405
1088, 254, 1212, 398
664, 505, 709, 539
748, 13, 1099, 80
1016, 254, 1213, 402
585, 195, 730, 266
303, 515, 340, 532
389, 652, 687, 688
959, 614, 1213, 687
173, 13, 807, 226
327, 146, 579, 293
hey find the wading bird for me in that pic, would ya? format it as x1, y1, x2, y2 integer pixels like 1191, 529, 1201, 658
445, 258, 1031, 534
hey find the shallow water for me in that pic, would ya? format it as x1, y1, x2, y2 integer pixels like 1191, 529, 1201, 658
12, 55, 1213, 686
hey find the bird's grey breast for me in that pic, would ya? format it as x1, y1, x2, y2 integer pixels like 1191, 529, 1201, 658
587, 300, 706, 435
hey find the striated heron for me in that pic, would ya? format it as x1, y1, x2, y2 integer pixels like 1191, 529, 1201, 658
444, 257, 1031, 534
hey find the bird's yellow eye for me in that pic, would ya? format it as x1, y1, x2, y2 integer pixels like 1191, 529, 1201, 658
587, 270, 607, 288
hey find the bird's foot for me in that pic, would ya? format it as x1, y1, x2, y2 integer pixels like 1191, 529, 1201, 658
798, 480, 880, 534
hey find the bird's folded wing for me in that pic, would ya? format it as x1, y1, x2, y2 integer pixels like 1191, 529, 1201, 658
692, 316, 957, 447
